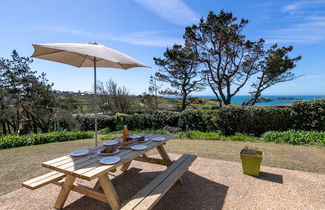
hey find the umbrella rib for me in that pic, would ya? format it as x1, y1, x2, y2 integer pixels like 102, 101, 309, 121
119, 63, 128, 70
79, 55, 89, 67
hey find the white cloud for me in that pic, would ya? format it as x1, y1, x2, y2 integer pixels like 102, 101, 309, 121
281, 0, 325, 12
300, 74, 325, 79
29, 25, 182, 47
265, 16, 325, 44
133, 0, 199, 25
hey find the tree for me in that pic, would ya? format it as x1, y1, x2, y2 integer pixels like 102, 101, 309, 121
244, 45, 301, 105
143, 75, 161, 111
21, 73, 59, 133
154, 44, 205, 110
97, 79, 132, 113
0, 50, 59, 134
184, 10, 301, 106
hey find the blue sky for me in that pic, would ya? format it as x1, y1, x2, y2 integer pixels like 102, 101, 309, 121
1, 0, 324, 95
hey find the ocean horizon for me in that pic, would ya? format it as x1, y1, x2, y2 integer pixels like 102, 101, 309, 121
166, 95, 325, 106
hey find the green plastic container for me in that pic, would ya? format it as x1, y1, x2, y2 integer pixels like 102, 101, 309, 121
240, 150, 264, 176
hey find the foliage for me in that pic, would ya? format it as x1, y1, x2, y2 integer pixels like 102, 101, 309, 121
99, 135, 115, 141
245, 45, 301, 105
0, 50, 60, 134
154, 44, 205, 110
0, 131, 93, 149
240, 146, 260, 156
176, 130, 220, 140
178, 110, 209, 131
262, 130, 325, 146
217, 105, 293, 136
291, 99, 325, 131
142, 75, 161, 112
97, 79, 132, 114
163, 125, 182, 134
98, 127, 110, 135
71, 99, 325, 139
184, 10, 301, 106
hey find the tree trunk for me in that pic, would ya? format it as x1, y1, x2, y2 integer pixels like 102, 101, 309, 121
1, 122, 7, 135
181, 94, 188, 111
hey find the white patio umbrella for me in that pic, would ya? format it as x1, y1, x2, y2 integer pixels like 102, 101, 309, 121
32, 42, 149, 146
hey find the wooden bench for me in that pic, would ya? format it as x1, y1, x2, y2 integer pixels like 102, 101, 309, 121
121, 154, 197, 210
22, 171, 66, 190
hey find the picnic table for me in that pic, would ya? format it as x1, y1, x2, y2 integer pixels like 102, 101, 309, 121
22, 134, 197, 210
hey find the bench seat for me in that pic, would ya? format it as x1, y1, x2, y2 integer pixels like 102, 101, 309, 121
22, 171, 66, 190
121, 154, 197, 210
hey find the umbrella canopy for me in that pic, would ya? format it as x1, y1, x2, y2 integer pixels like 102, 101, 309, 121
32, 42, 148, 69
32, 42, 149, 146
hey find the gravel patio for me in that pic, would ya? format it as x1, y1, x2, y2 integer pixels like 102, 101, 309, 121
1, 154, 324, 210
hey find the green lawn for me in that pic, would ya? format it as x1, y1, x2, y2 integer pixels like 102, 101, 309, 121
0, 138, 324, 196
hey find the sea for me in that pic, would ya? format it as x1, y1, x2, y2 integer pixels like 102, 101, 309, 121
169, 95, 325, 106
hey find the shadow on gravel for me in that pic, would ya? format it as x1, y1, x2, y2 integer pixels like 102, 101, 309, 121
256, 171, 283, 184
64, 167, 229, 210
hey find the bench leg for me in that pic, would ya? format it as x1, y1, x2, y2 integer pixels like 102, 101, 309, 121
54, 175, 76, 209
98, 174, 120, 210
121, 161, 132, 171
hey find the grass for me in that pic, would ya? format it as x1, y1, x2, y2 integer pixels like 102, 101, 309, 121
0, 138, 324, 196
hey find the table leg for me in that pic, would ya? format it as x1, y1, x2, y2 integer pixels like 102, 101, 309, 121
157, 145, 184, 184
54, 175, 76, 209
98, 174, 120, 210
121, 161, 132, 171
156, 145, 172, 165
94, 180, 101, 190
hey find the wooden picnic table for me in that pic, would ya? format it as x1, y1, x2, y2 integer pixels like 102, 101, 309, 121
40, 134, 174, 209
23, 134, 197, 209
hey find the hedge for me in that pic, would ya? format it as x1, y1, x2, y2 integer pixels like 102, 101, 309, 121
0, 131, 94, 149
291, 98, 325, 131
262, 130, 325, 146
71, 99, 325, 136
216, 105, 294, 136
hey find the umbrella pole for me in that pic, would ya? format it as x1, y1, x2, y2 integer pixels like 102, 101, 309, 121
94, 58, 98, 146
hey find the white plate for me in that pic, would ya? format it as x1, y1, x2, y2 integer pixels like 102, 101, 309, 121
130, 135, 143, 139
131, 145, 148, 151
137, 138, 149, 143
103, 140, 118, 146
152, 137, 166, 142
70, 149, 89, 157
99, 156, 121, 165
97, 148, 120, 156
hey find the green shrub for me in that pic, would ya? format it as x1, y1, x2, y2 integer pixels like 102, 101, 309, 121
75, 111, 180, 132
0, 131, 93, 149
70, 99, 325, 137
99, 135, 115, 141
220, 133, 261, 142
262, 130, 325, 146
291, 99, 325, 131
163, 125, 182, 134
178, 110, 217, 131
217, 105, 293, 136
98, 127, 110, 135
176, 130, 221, 140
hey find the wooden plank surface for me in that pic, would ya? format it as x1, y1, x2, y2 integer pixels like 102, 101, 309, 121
80, 140, 170, 180
22, 171, 66, 190
134, 155, 197, 210
42, 135, 172, 181
121, 155, 196, 210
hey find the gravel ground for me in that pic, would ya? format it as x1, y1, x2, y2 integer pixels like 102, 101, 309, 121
0, 154, 324, 210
